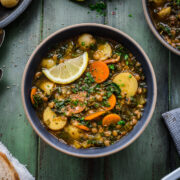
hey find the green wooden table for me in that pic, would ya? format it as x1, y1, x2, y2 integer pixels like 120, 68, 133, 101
0, 0, 180, 179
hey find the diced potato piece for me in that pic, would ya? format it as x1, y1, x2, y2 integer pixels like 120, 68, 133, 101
73, 140, 81, 149
137, 95, 146, 105
149, 0, 165, 5
78, 33, 96, 50
93, 43, 112, 61
113, 72, 138, 97
64, 125, 82, 139
41, 58, 56, 69
43, 107, 67, 131
39, 81, 54, 95
1, 0, 19, 8
157, 7, 171, 19
81, 141, 91, 148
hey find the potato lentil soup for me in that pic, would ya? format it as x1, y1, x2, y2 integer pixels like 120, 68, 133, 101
148, 0, 180, 50
30, 34, 147, 148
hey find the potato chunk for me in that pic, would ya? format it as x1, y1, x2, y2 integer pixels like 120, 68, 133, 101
113, 72, 138, 97
43, 107, 67, 131
149, 0, 165, 5
39, 81, 54, 95
64, 125, 82, 139
41, 58, 56, 69
78, 33, 96, 50
93, 43, 112, 61
1, 0, 19, 8
157, 7, 171, 19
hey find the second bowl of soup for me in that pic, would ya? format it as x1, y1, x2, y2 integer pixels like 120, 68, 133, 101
142, 0, 180, 55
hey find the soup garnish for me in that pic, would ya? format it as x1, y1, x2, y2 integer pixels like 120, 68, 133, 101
30, 34, 147, 149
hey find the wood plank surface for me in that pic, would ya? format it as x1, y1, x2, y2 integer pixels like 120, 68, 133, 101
0, 1, 42, 176
0, 0, 179, 179
169, 53, 180, 170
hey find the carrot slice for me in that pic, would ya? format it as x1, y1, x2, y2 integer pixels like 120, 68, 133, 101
75, 124, 90, 131
102, 114, 121, 126
84, 94, 116, 120
90, 61, 109, 83
85, 111, 106, 120
106, 94, 116, 111
30, 87, 37, 104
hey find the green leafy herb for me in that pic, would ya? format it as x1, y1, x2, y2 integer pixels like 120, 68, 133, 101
72, 88, 78, 93
108, 64, 115, 70
117, 120, 125, 125
90, 43, 97, 50
33, 94, 43, 108
89, 1, 107, 16
158, 23, 171, 36
94, 103, 100, 108
102, 100, 110, 107
107, 91, 113, 98
54, 99, 70, 109
176, 0, 180, 5
57, 87, 62, 94
85, 72, 95, 83
87, 139, 97, 144
124, 54, 129, 60
72, 100, 79, 106
105, 82, 121, 95
81, 42, 85, 46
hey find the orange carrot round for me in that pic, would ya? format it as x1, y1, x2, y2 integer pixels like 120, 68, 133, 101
30, 87, 37, 104
102, 114, 121, 126
90, 61, 109, 83
85, 111, 106, 120
106, 94, 116, 111
75, 124, 90, 131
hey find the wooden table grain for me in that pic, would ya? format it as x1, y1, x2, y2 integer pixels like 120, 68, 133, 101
0, 0, 180, 179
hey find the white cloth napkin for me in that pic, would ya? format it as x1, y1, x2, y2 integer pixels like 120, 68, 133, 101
0, 142, 35, 180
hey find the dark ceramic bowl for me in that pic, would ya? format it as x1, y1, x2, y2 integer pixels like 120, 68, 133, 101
0, 0, 32, 28
142, 0, 180, 56
22, 23, 157, 158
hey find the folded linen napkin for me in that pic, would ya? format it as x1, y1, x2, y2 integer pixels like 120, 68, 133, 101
162, 108, 180, 156
0, 142, 35, 180
162, 109, 180, 180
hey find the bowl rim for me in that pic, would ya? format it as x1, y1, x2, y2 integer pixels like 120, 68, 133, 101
0, 0, 32, 28
21, 23, 157, 158
142, 0, 180, 56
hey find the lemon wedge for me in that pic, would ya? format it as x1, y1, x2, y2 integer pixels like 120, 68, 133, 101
42, 52, 88, 84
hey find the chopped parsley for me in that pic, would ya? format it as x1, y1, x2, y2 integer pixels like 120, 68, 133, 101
81, 42, 85, 46
85, 72, 95, 83
124, 54, 129, 60
33, 94, 43, 108
89, 1, 107, 16
117, 120, 125, 125
54, 99, 70, 109
108, 64, 115, 70
105, 82, 121, 95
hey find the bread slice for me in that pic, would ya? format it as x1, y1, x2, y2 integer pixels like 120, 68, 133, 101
0, 152, 20, 180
